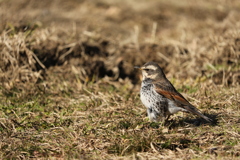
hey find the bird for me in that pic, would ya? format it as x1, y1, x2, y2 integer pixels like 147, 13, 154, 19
135, 61, 212, 122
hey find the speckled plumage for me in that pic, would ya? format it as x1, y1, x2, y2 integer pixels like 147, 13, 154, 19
140, 78, 187, 122
135, 61, 212, 122
140, 78, 168, 122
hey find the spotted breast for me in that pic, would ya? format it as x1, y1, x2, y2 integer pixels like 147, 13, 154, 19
140, 78, 168, 122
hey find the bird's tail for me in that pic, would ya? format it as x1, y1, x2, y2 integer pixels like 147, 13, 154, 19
185, 105, 212, 122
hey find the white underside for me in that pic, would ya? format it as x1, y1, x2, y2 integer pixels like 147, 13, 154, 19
140, 91, 188, 118
140, 93, 152, 109
147, 109, 157, 121
167, 100, 188, 114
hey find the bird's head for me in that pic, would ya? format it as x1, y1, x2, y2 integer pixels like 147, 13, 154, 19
135, 62, 165, 80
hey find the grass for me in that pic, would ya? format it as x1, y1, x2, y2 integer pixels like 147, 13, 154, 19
1, 0, 240, 159
1, 75, 239, 159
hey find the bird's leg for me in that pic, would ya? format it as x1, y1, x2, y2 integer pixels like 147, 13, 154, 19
165, 115, 171, 121
159, 115, 170, 125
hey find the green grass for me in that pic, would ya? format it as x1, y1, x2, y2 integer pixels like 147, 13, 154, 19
1, 77, 239, 159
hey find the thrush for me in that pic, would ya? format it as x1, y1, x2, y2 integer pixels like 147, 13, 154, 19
135, 61, 212, 122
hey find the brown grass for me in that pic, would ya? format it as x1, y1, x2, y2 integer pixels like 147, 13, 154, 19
0, 0, 240, 159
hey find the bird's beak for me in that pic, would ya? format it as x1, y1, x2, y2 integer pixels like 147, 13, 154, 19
134, 66, 143, 70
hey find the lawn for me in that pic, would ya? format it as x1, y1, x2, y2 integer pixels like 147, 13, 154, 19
0, 0, 240, 159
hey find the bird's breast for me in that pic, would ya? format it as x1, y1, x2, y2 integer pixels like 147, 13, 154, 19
140, 83, 164, 109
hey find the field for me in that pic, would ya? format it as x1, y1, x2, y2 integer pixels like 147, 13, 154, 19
0, 0, 240, 159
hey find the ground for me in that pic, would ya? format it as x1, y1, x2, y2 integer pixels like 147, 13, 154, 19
0, 0, 240, 159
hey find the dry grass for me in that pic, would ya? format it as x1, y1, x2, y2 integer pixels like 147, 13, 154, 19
0, 0, 240, 159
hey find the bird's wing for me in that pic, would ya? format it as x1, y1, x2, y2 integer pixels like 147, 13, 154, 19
153, 81, 191, 107
153, 81, 212, 122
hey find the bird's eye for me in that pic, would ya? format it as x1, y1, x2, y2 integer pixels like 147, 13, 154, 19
145, 69, 150, 71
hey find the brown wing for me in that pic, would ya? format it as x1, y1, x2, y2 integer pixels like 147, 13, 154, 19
153, 81, 212, 122
153, 81, 191, 107
157, 89, 191, 105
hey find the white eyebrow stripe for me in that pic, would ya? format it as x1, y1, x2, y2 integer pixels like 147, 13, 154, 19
146, 65, 157, 70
